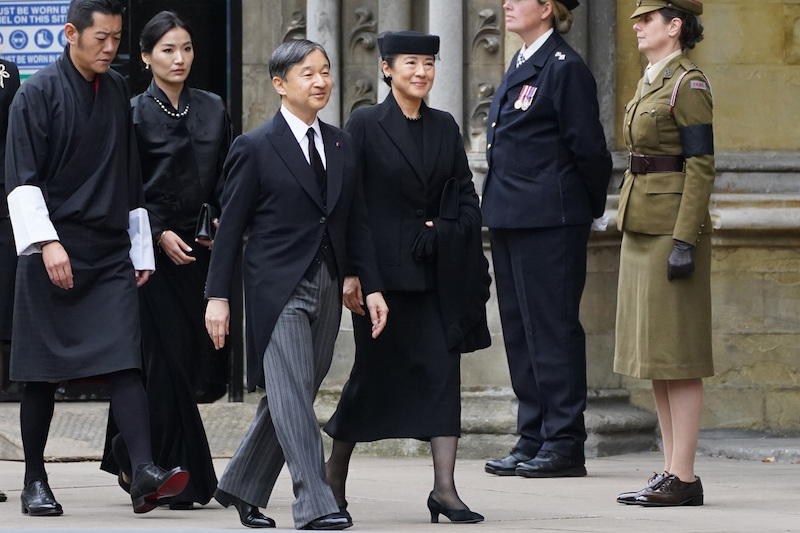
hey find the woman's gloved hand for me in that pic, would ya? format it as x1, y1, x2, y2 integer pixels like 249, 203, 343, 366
411, 222, 438, 262
667, 239, 695, 280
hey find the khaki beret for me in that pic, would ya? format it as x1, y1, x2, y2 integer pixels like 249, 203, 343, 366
630, 0, 703, 18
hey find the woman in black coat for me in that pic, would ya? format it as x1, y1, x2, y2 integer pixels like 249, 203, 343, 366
101, 11, 234, 509
323, 31, 489, 524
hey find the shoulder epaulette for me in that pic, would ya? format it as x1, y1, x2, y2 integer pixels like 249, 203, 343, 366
670, 62, 712, 116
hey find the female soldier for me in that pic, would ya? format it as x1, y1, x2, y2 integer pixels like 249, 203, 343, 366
614, 0, 713, 507
102, 10, 234, 509
324, 31, 490, 524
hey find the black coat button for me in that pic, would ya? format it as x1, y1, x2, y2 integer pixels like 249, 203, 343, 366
415, 209, 424, 217
319, 216, 326, 224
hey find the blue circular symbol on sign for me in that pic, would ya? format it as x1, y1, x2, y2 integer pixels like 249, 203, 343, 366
34, 29, 54, 49
9, 30, 28, 50
58, 30, 67, 47
0, 34, 4, 46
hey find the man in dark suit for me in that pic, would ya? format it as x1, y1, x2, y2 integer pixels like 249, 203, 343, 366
482, 0, 612, 478
204, 39, 387, 530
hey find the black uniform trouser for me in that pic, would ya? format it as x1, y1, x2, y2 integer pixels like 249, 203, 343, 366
489, 224, 590, 463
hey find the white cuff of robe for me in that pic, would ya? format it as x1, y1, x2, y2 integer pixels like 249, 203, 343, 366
6, 185, 60, 256
591, 214, 609, 232
128, 207, 156, 271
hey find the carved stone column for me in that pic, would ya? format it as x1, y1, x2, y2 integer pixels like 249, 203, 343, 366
376, 0, 412, 102
307, 0, 341, 126
342, 2, 379, 120
464, 3, 504, 191
429, 0, 464, 130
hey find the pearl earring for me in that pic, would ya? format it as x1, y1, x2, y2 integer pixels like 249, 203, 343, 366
145, 63, 150, 70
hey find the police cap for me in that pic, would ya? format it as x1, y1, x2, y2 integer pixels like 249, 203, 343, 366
630, 0, 703, 19
378, 31, 440, 58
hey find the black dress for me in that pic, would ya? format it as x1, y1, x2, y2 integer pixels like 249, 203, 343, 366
101, 82, 234, 505
324, 94, 489, 442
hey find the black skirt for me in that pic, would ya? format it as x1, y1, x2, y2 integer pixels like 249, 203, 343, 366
324, 290, 461, 442
10, 223, 141, 381
102, 229, 221, 505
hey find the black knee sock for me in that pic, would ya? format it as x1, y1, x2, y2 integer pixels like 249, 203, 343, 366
21, 382, 58, 485
109, 370, 152, 479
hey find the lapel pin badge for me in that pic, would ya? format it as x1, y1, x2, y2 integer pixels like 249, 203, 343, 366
555, 52, 566, 61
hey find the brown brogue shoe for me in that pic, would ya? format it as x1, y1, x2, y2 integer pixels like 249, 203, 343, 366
634, 474, 703, 507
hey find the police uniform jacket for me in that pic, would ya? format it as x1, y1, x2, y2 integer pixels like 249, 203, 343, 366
617, 53, 714, 244
482, 31, 612, 228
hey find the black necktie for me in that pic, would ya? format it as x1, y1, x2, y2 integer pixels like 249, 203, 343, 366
306, 127, 325, 194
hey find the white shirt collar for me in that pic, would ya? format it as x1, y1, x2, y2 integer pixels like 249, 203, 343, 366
280, 105, 325, 166
646, 49, 683, 84
519, 28, 554, 63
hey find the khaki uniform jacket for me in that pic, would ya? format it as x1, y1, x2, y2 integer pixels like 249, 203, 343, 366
617, 54, 714, 245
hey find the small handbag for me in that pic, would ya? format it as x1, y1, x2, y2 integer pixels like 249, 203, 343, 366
195, 203, 218, 241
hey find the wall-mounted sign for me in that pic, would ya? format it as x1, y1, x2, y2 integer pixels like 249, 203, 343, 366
0, 1, 70, 79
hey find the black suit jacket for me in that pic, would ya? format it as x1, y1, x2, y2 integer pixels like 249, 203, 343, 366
345, 92, 479, 289
482, 32, 612, 228
346, 93, 490, 352
205, 111, 382, 391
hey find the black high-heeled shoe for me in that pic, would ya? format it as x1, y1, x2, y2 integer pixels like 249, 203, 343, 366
426, 492, 484, 524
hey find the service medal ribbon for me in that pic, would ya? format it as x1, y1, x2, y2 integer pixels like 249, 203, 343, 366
519, 85, 537, 111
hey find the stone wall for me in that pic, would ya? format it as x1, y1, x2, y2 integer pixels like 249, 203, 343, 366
615, 0, 800, 151
239, 0, 800, 438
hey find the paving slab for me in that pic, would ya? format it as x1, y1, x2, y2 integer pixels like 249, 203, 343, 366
1, 453, 799, 532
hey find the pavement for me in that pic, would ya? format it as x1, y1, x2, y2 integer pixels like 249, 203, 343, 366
0, 400, 799, 532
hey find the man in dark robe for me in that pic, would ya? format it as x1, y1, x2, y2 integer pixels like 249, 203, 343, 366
4, 0, 188, 516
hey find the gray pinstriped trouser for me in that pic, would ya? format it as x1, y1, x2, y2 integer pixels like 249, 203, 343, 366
217, 263, 341, 528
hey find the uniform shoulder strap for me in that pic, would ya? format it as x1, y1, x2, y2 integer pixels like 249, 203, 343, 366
670, 61, 712, 116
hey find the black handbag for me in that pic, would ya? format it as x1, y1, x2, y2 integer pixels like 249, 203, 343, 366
195, 203, 218, 240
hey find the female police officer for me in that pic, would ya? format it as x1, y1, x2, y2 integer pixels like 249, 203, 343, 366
482, 0, 612, 479
614, 0, 713, 507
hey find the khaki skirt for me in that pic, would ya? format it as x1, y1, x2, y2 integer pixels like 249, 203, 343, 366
614, 231, 714, 380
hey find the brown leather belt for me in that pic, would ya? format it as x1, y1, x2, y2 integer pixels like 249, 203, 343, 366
628, 153, 685, 174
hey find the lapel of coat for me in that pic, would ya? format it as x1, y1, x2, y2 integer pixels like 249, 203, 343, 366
420, 100, 441, 184
320, 121, 343, 212
378, 92, 425, 184
502, 32, 563, 91
266, 111, 323, 210
488, 56, 517, 123
642, 55, 681, 99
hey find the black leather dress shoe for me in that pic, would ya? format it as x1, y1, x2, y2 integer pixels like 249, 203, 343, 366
118, 471, 131, 494
301, 511, 353, 530
214, 488, 276, 528
130, 464, 190, 514
20, 479, 63, 516
634, 474, 703, 506
617, 472, 666, 504
515, 450, 587, 478
484, 450, 535, 476
0, 489, 7, 502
